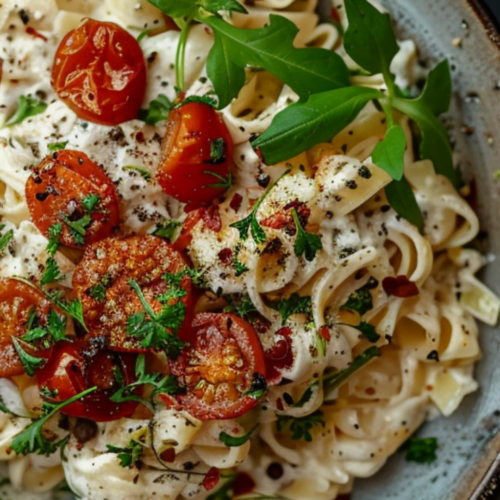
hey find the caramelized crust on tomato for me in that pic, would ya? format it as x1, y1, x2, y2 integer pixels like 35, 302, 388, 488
51, 19, 147, 125
0, 279, 53, 377
171, 313, 266, 420
25, 150, 120, 248
73, 235, 192, 350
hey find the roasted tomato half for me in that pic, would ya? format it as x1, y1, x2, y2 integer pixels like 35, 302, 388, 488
72, 235, 194, 351
157, 102, 234, 205
38, 341, 138, 422
0, 279, 55, 377
25, 150, 120, 249
171, 313, 267, 420
51, 19, 147, 125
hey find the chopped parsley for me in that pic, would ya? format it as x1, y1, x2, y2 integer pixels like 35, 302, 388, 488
219, 425, 258, 447
139, 94, 172, 125
22, 309, 68, 350
12, 338, 45, 377
46, 223, 62, 256
400, 437, 438, 464
233, 244, 249, 277
151, 220, 182, 241
0, 225, 13, 256
48, 292, 87, 332
5, 95, 47, 127
47, 141, 68, 152
276, 410, 325, 442
291, 208, 322, 262
352, 321, 380, 343
224, 294, 256, 319
270, 293, 312, 325
107, 440, 145, 468
341, 278, 378, 316
61, 194, 101, 246
41, 257, 65, 286
123, 165, 152, 181
203, 170, 232, 189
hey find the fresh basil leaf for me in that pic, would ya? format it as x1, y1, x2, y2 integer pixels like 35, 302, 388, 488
385, 177, 424, 231
205, 15, 350, 109
416, 60, 452, 116
219, 425, 258, 447
253, 87, 381, 165
343, 0, 399, 77
372, 124, 406, 181
5, 95, 48, 127
392, 97, 458, 187
201, 0, 248, 14
147, 0, 197, 18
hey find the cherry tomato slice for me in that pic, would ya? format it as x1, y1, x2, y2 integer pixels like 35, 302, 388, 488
72, 235, 194, 351
25, 150, 120, 249
171, 313, 266, 420
0, 279, 54, 377
51, 19, 147, 126
37, 341, 137, 422
157, 102, 234, 205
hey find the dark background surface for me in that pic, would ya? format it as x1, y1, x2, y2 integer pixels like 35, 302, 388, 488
484, 0, 500, 25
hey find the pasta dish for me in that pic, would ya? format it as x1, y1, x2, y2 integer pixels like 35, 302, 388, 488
0, 0, 498, 499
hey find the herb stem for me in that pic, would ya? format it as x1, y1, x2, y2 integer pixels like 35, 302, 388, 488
176, 19, 192, 91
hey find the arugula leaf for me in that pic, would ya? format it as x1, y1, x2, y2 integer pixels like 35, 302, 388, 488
139, 94, 172, 125
12, 338, 45, 377
107, 440, 144, 468
323, 346, 381, 397
392, 97, 458, 187
46, 223, 62, 256
372, 124, 406, 181
219, 425, 258, 447
41, 257, 65, 286
385, 177, 424, 231
123, 166, 152, 181
270, 293, 312, 325
152, 220, 182, 241
201, 0, 248, 15
400, 437, 438, 464
11, 386, 97, 456
252, 87, 381, 165
5, 95, 47, 127
0, 227, 13, 255
343, 0, 399, 79
205, 15, 350, 108
416, 60, 452, 116
147, 0, 197, 18
291, 208, 322, 262
47, 141, 68, 152
126, 279, 185, 358
276, 410, 325, 442
230, 170, 289, 244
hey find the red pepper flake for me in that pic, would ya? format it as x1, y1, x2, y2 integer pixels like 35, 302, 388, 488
135, 131, 146, 143
160, 448, 176, 463
365, 387, 376, 395
218, 247, 233, 265
264, 327, 294, 385
233, 472, 256, 496
261, 200, 310, 236
318, 325, 331, 341
276, 398, 284, 411
26, 27, 48, 41
255, 148, 264, 163
203, 205, 222, 233
382, 275, 419, 298
331, 6, 341, 23
203, 467, 220, 491
229, 192, 243, 212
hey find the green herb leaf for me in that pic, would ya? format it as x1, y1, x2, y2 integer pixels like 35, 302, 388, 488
352, 321, 380, 343
201, 0, 248, 15
123, 166, 152, 181
417, 60, 452, 116
107, 440, 144, 468
210, 138, 225, 162
5, 95, 48, 127
291, 208, 322, 262
88, 283, 107, 302
0, 227, 13, 255
343, 0, 399, 78
223, 295, 256, 318
12, 338, 45, 377
41, 257, 65, 286
137, 29, 149, 43
219, 425, 258, 447
46, 310, 67, 343
341, 280, 377, 316
371, 124, 406, 181
203, 170, 232, 189
392, 97, 458, 187
205, 14, 350, 108
252, 87, 381, 165
46, 223, 62, 256
270, 293, 312, 325
152, 220, 182, 241
176, 95, 218, 108
11, 386, 97, 456
51, 296, 87, 332
81, 194, 100, 213
322, 346, 381, 397
233, 245, 249, 277
385, 177, 424, 231
147, 0, 197, 18
47, 141, 68, 152
292, 382, 318, 408
139, 94, 173, 125
61, 214, 91, 246
276, 410, 325, 442
400, 437, 438, 464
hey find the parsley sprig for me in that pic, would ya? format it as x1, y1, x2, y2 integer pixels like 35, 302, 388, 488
11, 386, 97, 456
291, 208, 322, 262
0, 224, 13, 256
61, 194, 100, 246
12, 338, 45, 377
107, 440, 145, 468
276, 410, 325, 442
270, 293, 311, 325
400, 436, 438, 464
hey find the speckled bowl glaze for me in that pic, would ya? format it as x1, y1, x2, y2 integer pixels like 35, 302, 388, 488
326, 0, 500, 499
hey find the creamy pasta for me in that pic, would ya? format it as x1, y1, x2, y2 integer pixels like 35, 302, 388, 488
0, 0, 498, 499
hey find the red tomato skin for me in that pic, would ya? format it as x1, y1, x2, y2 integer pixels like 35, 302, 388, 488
25, 150, 120, 249
37, 341, 137, 422
157, 103, 233, 205
51, 19, 147, 126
